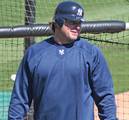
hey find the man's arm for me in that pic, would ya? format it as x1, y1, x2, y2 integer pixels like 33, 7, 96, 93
8, 50, 33, 119
91, 46, 117, 120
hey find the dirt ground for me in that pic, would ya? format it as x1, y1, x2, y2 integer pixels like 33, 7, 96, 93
94, 91, 129, 120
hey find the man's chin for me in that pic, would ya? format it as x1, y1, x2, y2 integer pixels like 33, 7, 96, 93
65, 35, 79, 43
70, 35, 78, 41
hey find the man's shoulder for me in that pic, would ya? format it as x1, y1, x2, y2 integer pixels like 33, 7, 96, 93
28, 36, 53, 51
31, 36, 53, 50
25, 37, 53, 59
76, 37, 101, 56
76, 37, 94, 52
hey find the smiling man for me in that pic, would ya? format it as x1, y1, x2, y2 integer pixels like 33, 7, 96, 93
8, 1, 117, 120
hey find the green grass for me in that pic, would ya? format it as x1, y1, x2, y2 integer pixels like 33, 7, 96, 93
0, 39, 24, 91
101, 45, 129, 93
0, 0, 129, 94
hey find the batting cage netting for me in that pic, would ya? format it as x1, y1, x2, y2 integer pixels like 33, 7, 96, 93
0, 0, 129, 120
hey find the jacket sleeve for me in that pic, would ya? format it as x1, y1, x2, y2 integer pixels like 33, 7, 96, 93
91, 46, 117, 120
8, 49, 33, 120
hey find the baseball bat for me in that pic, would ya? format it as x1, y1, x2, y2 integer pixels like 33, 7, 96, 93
0, 20, 129, 38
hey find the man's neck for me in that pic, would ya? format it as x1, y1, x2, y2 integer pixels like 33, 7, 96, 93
54, 35, 74, 45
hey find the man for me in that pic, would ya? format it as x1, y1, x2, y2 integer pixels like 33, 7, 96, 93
8, 1, 117, 120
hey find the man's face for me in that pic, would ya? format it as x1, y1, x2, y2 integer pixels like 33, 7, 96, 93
57, 20, 81, 43
64, 20, 81, 39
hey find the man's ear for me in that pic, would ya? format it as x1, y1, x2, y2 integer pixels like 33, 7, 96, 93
49, 21, 61, 33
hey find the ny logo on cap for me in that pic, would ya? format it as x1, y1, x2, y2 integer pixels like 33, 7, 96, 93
77, 8, 83, 16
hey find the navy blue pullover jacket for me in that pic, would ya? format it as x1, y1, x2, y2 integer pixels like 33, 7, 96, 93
8, 37, 117, 120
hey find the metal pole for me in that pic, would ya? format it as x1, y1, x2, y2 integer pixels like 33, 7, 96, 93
24, 0, 35, 119
24, 0, 36, 51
